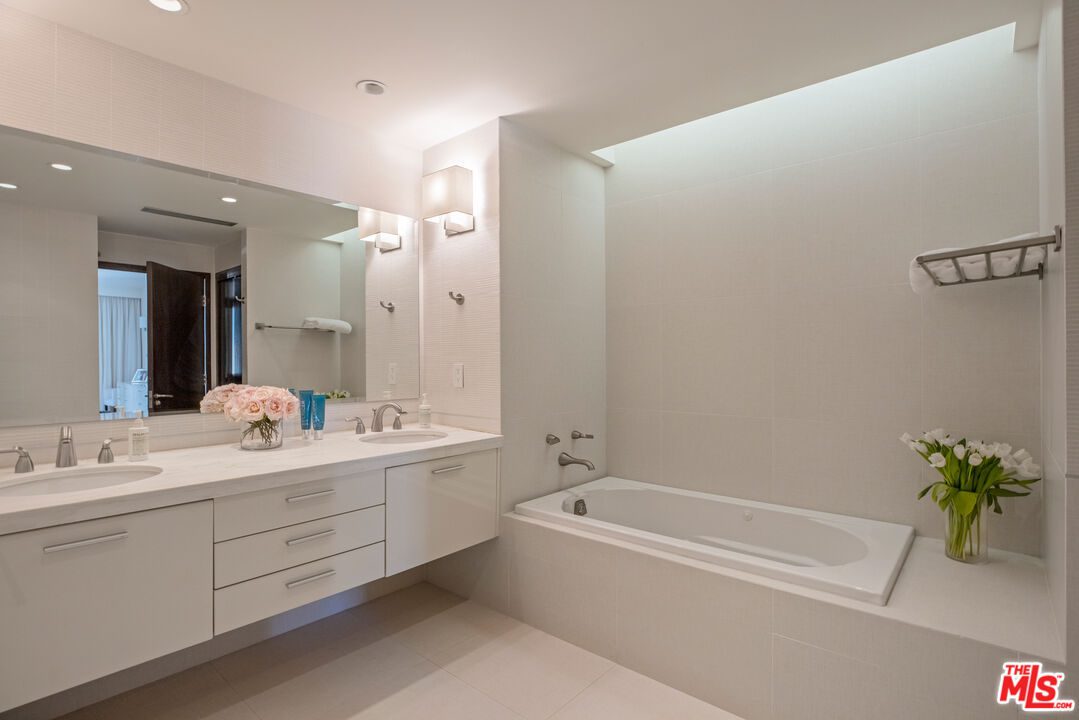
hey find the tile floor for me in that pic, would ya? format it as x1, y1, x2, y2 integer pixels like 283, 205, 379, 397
59, 582, 741, 720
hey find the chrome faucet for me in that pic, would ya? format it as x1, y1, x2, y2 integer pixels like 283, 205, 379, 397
0, 446, 34, 474
371, 402, 406, 432
97, 439, 114, 464
558, 452, 595, 471
344, 416, 367, 434
56, 426, 78, 468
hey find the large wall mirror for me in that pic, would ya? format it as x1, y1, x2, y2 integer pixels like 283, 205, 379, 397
0, 127, 419, 429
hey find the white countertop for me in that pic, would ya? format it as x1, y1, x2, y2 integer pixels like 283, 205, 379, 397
0, 425, 501, 536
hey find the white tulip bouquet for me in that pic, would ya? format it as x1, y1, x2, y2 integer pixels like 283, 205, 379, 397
901, 428, 1040, 563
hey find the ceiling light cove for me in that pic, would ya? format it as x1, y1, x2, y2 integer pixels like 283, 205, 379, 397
356, 80, 386, 96
148, 0, 189, 13
220, 196, 238, 204
49, 163, 73, 171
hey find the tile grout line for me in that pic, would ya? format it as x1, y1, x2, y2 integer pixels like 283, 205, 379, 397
540, 663, 619, 720
205, 661, 268, 720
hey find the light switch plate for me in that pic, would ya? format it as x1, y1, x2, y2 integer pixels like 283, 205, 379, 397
452, 363, 465, 388
388, 363, 398, 385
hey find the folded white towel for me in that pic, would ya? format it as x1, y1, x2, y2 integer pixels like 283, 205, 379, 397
909, 233, 1045, 294
302, 317, 353, 334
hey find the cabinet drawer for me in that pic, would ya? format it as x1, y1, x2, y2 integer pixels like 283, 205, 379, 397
214, 505, 385, 588
214, 470, 384, 541
386, 449, 499, 575
214, 542, 384, 634
0, 502, 212, 712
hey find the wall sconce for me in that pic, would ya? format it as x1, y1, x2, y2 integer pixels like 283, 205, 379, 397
422, 165, 474, 235
358, 207, 403, 252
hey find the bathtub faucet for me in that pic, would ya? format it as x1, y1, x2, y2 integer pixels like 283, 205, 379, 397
558, 452, 595, 471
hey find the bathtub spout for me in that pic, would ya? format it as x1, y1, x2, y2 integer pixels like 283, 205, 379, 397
558, 452, 595, 471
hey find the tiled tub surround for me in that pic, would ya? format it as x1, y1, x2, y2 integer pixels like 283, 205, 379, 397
603, 25, 1046, 556
498, 513, 1061, 720
517, 477, 914, 605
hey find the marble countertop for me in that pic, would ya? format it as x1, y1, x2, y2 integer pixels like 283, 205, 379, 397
0, 424, 501, 536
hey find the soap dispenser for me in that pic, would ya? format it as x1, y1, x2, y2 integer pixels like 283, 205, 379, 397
128, 411, 150, 462
418, 393, 432, 428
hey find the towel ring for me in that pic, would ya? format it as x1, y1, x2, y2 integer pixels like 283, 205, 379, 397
380, 301, 395, 313
448, 291, 465, 305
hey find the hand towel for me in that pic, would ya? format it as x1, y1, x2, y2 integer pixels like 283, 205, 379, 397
302, 317, 353, 334
909, 233, 1044, 294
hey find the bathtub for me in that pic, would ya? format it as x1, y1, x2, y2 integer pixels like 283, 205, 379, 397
515, 477, 914, 605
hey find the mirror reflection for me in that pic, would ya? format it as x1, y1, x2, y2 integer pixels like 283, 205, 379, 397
0, 128, 419, 428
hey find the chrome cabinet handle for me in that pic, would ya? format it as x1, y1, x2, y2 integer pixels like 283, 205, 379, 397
43, 531, 128, 554
285, 529, 336, 546
285, 488, 336, 503
431, 464, 466, 475
285, 569, 337, 589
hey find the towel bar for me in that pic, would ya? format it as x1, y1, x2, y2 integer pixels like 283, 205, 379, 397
915, 225, 1063, 287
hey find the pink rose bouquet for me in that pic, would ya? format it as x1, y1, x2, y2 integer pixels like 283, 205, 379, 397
201, 384, 298, 448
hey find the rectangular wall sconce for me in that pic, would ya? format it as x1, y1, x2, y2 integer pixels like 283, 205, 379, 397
358, 207, 403, 252
422, 165, 474, 235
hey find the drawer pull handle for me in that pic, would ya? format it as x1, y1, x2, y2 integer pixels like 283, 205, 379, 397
431, 464, 466, 475
285, 529, 336, 546
285, 569, 337, 589
43, 531, 128, 554
285, 489, 336, 503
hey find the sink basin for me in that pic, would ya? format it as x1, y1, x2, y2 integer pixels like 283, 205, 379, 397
360, 430, 449, 445
0, 465, 163, 497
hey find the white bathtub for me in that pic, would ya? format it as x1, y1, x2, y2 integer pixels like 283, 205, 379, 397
515, 477, 914, 605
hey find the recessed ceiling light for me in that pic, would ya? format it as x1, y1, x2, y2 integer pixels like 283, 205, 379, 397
50, 163, 73, 171
221, 197, 238, 204
148, 0, 189, 12
356, 80, 386, 96
0, 183, 16, 190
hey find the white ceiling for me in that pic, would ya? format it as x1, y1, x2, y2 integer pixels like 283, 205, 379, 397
0, 129, 357, 246
2, 0, 1043, 155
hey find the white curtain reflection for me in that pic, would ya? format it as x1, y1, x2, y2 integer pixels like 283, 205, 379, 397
98, 295, 145, 412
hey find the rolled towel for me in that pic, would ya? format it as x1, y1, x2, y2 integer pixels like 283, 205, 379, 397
909, 233, 1044, 294
302, 317, 353, 334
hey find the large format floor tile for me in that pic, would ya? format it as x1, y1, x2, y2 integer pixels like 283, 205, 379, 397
54, 582, 739, 720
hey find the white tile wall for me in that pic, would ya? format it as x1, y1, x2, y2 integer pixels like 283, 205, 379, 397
425, 120, 607, 610
1061, 0, 1079, 676
421, 120, 501, 433
605, 26, 1045, 554
1037, 0, 1069, 667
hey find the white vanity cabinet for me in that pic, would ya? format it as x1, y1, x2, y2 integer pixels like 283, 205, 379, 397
211, 470, 387, 634
0, 501, 213, 712
386, 449, 499, 575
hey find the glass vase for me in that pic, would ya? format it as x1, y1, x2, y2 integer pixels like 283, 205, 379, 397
945, 504, 988, 564
240, 419, 284, 450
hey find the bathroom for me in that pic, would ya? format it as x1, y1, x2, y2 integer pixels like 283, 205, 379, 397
0, 1, 1072, 718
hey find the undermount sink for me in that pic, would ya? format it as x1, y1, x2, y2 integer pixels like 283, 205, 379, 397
360, 430, 449, 445
0, 465, 163, 497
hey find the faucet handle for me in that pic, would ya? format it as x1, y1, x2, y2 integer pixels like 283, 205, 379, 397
571, 430, 594, 440
344, 416, 366, 435
59, 425, 73, 442
98, 439, 114, 464
393, 411, 408, 430
2, 446, 34, 474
